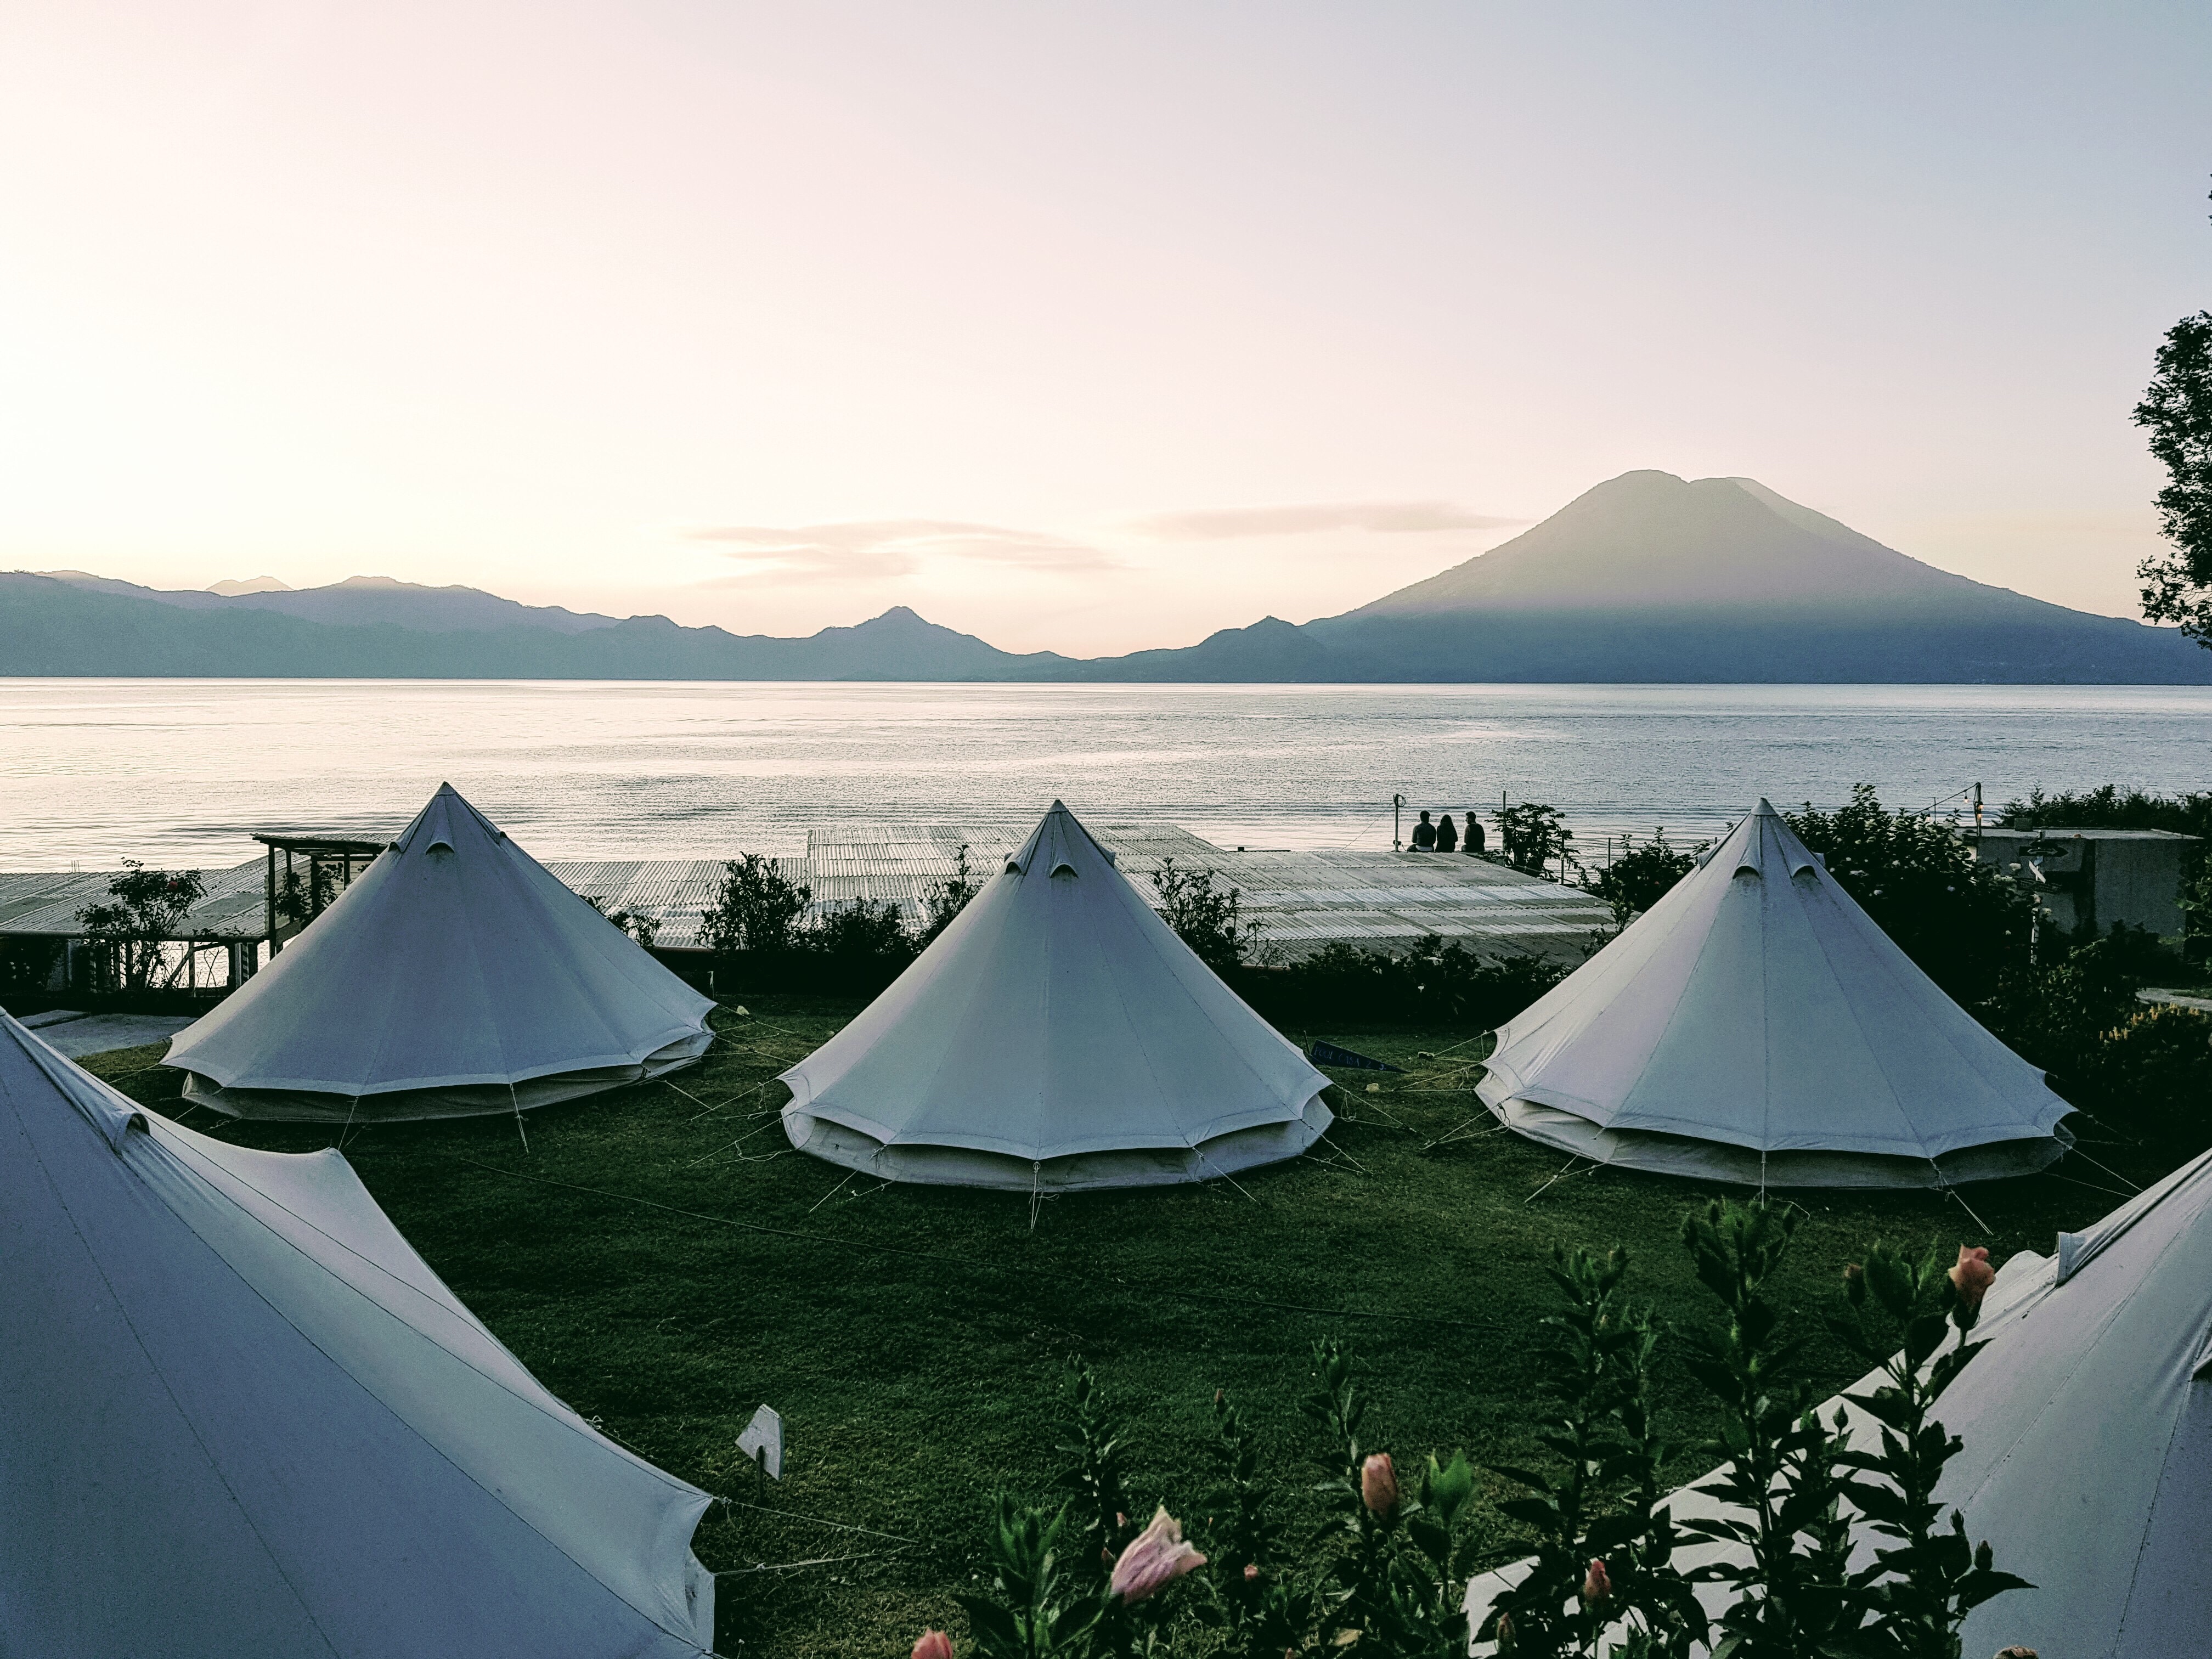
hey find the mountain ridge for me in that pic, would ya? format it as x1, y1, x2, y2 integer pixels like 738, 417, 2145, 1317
9, 472, 2209, 682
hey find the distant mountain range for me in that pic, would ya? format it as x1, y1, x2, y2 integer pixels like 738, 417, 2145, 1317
7, 473, 2209, 682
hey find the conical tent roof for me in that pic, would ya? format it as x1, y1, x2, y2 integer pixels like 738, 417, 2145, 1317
1476, 799, 2072, 1187
166, 784, 713, 1120
0, 1009, 715, 1657
781, 801, 1331, 1190
1933, 1146, 2212, 1656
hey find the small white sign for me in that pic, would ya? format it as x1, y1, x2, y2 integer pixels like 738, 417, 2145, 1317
737, 1404, 783, 1481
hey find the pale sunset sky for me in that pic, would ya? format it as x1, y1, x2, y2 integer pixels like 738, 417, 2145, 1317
2, 2, 2207, 655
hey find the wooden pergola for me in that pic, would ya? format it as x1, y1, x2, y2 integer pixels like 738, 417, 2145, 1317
255, 833, 390, 951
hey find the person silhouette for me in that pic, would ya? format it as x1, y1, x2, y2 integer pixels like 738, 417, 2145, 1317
1410, 810, 1436, 850
1436, 813, 1458, 853
1464, 815, 1486, 855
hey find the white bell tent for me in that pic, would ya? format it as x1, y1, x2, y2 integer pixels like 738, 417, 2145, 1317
166, 784, 714, 1121
0, 1009, 716, 1657
1931, 1145, 2212, 1656
1476, 799, 2073, 1187
781, 800, 1332, 1190
1469, 1150, 2212, 1654
1466, 1150, 2212, 1656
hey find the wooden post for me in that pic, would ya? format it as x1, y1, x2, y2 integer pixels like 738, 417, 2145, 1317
266, 843, 279, 954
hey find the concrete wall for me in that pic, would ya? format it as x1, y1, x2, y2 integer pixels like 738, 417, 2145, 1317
1972, 828, 2198, 939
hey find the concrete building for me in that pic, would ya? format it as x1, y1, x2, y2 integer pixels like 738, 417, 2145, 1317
1970, 827, 2200, 941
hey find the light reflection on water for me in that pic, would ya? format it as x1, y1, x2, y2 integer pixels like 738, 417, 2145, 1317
2, 678, 2207, 871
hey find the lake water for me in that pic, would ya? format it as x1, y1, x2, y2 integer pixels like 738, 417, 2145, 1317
3, 679, 2208, 871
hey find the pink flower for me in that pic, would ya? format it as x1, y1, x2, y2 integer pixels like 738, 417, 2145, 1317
1108, 1506, 1207, 1603
1950, 1245, 1995, 1309
1361, 1452, 1399, 1516
1581, 1558, 1612, 1605
912, 1632, 955, 1659
1243, 1562, 1260, 1582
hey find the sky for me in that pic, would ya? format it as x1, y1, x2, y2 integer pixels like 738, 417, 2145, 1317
2, 2, 2208, 657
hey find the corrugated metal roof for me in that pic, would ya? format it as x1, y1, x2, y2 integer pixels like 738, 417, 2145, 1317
2, 823, 1611, 962
0, 862, 272, 942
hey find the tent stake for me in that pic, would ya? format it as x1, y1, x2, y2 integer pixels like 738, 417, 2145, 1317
1943, 1182, 1993, 1235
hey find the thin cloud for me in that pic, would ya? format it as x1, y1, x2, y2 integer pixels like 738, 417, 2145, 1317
691, 518, 1117, 582
1124, 501, 1526, 540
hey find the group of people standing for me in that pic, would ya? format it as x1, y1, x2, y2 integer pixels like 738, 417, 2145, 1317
1408, 809, 1485, 855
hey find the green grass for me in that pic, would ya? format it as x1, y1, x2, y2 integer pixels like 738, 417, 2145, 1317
83, 1003, 2177, 1657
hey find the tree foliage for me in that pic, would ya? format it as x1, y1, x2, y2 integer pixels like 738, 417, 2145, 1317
699, 854, 813, 956
1579, 831, 1705, 928
699, 853, 921, 992
1152, 859, 1260, 976
1489, 803, 1575, 877
920, 843, 984, 946
580, 893, 659, 948
1784, 787, 2038, 1002
75, 860, 207, 994
2133, 306, 2212, 646
274, 860, 343, 929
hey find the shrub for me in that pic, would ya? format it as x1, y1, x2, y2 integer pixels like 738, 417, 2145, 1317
1153, 859, 1261, 976
580, 894, 659, 948
941, 1201, 2028, 1659
1579, 830, 1705, 927
75, 861, 207, 995
0, 936, 63, 1001
1250, 935, 1570, 1031
2000, 783, 2212, 839
699, 854, 812, 957
919, 843, 983, 947
273, 860, 343, 930
809, 899, 919, 989
698, 853, 926, 996
2089, 1003, 2212, 1144
1489, 802, 1575, 878
1786, 786, 2038, 1003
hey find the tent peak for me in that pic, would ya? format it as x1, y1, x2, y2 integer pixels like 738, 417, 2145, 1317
397, 783, 510, 853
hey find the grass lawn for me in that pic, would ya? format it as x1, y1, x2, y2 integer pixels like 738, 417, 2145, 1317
83, 1000, 2180, 1657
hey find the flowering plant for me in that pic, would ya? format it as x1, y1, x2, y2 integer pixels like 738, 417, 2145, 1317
934, 1206, 2032, 1659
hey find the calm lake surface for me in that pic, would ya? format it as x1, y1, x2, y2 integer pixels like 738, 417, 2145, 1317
4, 679, 2208, 871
